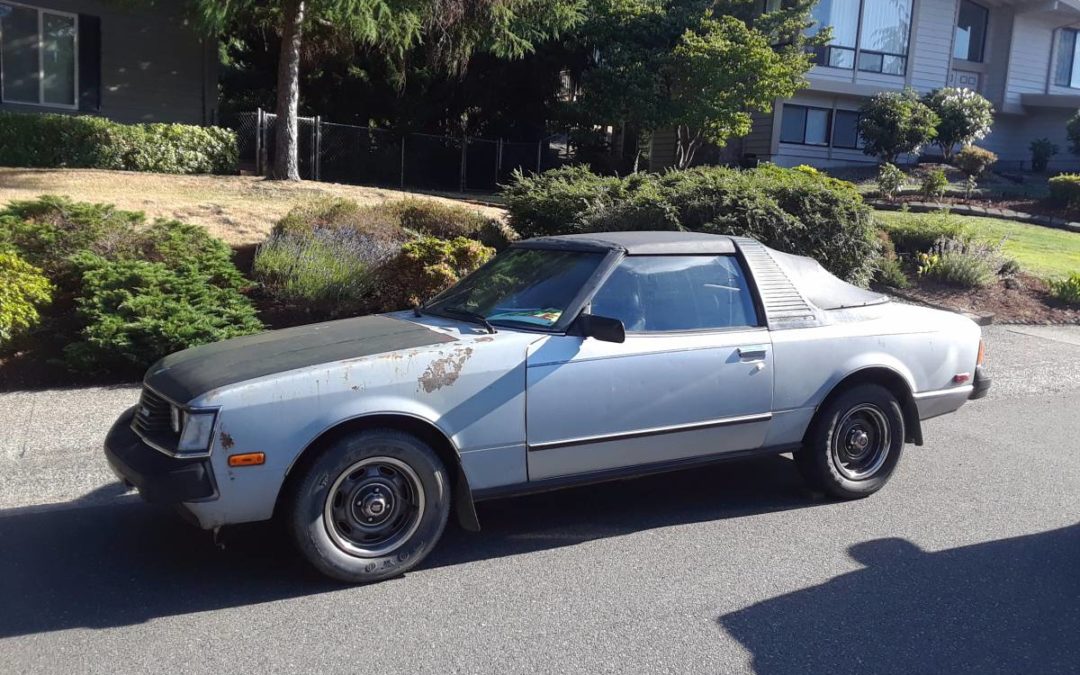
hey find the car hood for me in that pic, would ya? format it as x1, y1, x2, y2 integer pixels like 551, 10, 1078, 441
145, 315, 457, 403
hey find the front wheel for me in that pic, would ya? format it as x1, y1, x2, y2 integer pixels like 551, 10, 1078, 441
795, 384, 905, 499
287, 429, 450, 583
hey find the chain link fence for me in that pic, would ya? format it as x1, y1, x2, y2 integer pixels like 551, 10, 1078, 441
232, 109, 568, 192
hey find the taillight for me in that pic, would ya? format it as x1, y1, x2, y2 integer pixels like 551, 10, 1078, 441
977, 339, 986, 366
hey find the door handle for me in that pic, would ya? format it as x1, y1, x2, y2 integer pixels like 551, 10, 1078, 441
738, 345, 768, 360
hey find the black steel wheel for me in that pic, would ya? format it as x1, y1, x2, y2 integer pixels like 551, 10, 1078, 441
288, 429, 450, 583
324, 457, 426, 558
795, 383, 905, 499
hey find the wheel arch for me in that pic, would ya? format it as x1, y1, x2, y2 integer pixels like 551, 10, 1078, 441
275, 413, 482, 531
808, 367, 923, 446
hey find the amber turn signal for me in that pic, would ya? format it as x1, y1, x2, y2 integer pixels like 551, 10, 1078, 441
976, 339, 986, 366
228, 452, 265, 467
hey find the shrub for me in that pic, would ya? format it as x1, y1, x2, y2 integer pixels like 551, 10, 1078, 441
0, 249, 52, 346
0, 196, 261, 372
922, 88, 994, 161
393, 200, 492, 239
503, 165, 628, 238
1067, 112, 1080, 156
585, 173, 682, 233
63, 254, 264, 374
1049, 272, 1080, 305
0, 196, 143, 278
877, 163, 905, 200
954, 145, 997, 178
0, 112, 238, 174
1047, 173, 1080, 207
917, 238, 1003, 288
376, 236, 495, 310
872, 232, 909, 289
475, 219, 519, 250
505, 165, 879, 285
253, 229, 397, 318
920, 168, 949, 201
858, 88, 939, 163
1030, 138, 1058, 173
272, 197, 501, 244
881, 211, 969, 254
656, 167, 797, 238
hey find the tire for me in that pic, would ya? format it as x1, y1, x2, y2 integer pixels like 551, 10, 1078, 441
794, 383, 905, 500
287, 429, 450, 583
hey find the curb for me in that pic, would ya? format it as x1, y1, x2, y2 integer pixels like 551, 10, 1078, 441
868, 199, 1080, 234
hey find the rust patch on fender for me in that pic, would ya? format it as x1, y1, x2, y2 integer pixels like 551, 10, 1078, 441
418, 347, 473, 393
220, 432, 236, 450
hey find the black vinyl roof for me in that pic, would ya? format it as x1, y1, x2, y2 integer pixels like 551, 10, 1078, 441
518, 231, 737, 255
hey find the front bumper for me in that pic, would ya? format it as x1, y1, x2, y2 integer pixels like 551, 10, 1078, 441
104, 407, 217, 504
969, 365, 991, 400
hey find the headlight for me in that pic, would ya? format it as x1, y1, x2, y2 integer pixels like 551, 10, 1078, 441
178, 410, 217, 453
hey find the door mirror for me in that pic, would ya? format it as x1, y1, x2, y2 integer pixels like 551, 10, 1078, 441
576, 313, 626, 344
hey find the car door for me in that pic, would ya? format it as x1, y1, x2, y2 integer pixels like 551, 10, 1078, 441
525, 254, 773, 481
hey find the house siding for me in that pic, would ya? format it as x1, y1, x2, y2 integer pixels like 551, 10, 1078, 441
1002, 12, 1059, 112
0, 0, 217, 124
907, 0, 956, 92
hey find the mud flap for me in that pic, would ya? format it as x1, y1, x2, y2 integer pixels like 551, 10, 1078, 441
454, 468, 481, 532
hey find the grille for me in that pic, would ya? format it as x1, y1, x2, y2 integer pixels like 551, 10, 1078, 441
131, 387, 180, 451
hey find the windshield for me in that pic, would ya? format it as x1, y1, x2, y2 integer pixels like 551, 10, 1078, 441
424, 247, 605, 329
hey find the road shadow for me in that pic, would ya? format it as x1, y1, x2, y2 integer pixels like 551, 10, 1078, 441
0, 454, 815, 638
718, 524, 1080, 674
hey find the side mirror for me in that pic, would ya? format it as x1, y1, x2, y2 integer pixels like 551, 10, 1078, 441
576, 313, 626, 344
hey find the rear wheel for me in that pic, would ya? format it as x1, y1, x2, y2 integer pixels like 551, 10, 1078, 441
287, 429, 450, 583
795, 384, 905, 499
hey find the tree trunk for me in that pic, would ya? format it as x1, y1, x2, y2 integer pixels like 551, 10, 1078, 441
675, 125, 703, 170
272, 0, 305, 181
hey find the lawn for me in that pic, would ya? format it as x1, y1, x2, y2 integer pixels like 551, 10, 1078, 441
875, 210, 1080, 279
0, 167, 505, 246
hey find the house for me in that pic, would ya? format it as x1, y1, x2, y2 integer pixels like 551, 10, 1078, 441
654, 0, 1080, 172
0, 0, 217, 124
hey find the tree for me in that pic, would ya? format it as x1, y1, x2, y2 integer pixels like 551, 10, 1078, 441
568, 0, 823, 169
922, 87, 994, 161
194, 1, 583, 180
858, 89, 939, 164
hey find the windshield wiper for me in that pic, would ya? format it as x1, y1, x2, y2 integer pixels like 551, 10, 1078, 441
435, 307, 497, 334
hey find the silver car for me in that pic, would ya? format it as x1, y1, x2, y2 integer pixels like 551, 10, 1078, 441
105, 231, 990, 582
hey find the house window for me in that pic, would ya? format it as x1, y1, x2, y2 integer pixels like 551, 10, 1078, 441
780, 105, 832, 146
0, 3, 78, 108
1055, 28, 1080, 89
810, 0, 911, 74
954, 0, 988, 63
832, 110, 863, 149
810, 0, 859, 69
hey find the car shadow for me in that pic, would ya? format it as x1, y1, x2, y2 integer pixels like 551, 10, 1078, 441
717, 524, 1080, 674
0, 454, 816, 638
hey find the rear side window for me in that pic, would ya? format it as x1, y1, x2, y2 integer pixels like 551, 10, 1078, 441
589, 255, 759, 332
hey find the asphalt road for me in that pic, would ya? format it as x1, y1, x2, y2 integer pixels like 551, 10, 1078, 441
1, 325, 1078, 674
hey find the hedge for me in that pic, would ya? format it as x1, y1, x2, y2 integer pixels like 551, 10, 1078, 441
1048, 174, 1080, 207
0, 112, 238, 174
504, 165, 879, 285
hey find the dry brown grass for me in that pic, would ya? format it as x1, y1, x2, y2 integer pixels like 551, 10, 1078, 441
0, 167, 506, 246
